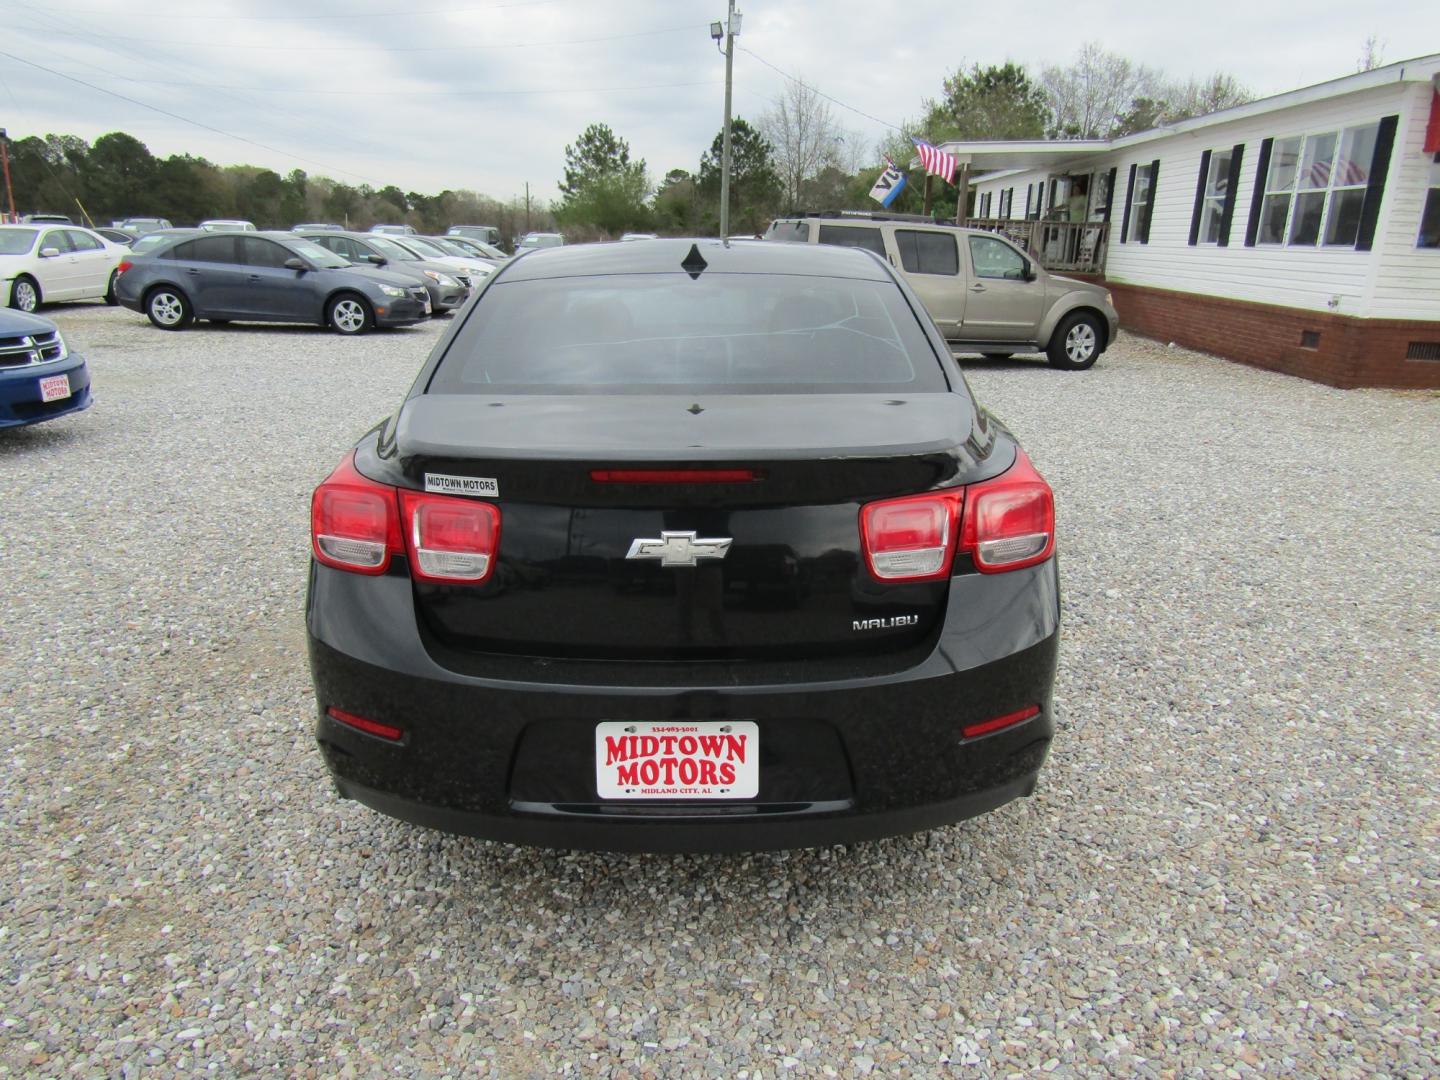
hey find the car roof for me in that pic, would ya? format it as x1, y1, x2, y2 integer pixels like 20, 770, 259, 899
500, 237, 891, 282
774, 213, 986, 236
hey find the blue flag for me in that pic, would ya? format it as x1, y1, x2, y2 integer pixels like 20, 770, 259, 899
869, 166, 907, 208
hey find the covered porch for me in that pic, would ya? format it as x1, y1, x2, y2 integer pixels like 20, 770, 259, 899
941, 139, 1117, 274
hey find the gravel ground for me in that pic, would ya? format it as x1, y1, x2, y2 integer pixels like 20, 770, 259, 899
0, 303, 1435, 1078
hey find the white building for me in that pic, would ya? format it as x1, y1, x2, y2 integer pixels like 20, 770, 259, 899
943, 54, 1440, 388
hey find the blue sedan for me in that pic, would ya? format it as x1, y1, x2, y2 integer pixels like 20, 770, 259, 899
0, 309, 92, 428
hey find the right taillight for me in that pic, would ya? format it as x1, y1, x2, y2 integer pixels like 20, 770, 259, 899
115, 260, 133, 276
310, 452, 402, 574
959, 448, 1055, 573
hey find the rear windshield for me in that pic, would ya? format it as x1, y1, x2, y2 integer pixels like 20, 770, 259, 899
765, 221, 810, 243
427, 273, 947, 395
0, 229, 39, 255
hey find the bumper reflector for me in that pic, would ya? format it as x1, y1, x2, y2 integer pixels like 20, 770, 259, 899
326, 706, 403, 742
962, 704, 1040, 739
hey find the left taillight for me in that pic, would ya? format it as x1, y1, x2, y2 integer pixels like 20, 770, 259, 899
400, 490, 500, 584
310, 452, 402, 574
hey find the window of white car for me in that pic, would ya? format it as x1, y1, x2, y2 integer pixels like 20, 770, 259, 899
0, 228, 39, 255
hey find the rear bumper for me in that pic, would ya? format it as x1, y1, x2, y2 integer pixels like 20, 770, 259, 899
306, 558, 1060, 852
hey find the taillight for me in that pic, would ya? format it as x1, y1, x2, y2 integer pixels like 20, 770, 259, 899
860, 490, 963, 581
959, 448, 1055, 573
115, 260, 133, 276
311, 453, 402, 574
401, 491, 500, 583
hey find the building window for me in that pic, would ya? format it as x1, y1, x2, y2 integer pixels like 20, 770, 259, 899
1126, 163, 1154, 243
979, 192, 992, 217
1198, 149, 1233, 243
1258, 123, 1378, 246
1419, 154, 1440, 249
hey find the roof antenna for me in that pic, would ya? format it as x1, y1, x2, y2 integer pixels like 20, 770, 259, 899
681, 243, 708, 280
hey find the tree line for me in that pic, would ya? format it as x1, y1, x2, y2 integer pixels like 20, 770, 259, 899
3, 131, 553, 240
5, 43, 1255, 240
556, 42, 1256, 233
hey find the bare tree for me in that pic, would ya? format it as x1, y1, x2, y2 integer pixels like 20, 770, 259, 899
1164, 73, 1254, 119
1040, 43, 1163, 139
760, 78, 842, 209
1357, 35, 1386, 72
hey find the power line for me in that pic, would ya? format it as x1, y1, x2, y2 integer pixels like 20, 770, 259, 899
40, 72, 723, 97
6, 20, 711, 52
0, 49, 384, 185
11, 4, 381, 158
738, 46, 905, 133
39, 0, 568, 18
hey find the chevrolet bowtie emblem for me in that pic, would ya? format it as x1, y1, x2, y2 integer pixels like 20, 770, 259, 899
625, 531, 733, 568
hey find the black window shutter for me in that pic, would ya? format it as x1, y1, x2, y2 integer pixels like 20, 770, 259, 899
1244, 137, 1274, 247
1218, 144, 1245, 247
1120, 163, 1137, 243
1355, 114, 1399, 251
1101, 166, 1118, 223
1189, 149, 1213, 246
1140, 159, 1160, 243
1025, 184, 1032, 218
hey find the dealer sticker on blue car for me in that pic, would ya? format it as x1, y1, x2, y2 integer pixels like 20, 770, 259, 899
424, 472, 498, 498
596, 721, 760, 800
38, 374, 70, 403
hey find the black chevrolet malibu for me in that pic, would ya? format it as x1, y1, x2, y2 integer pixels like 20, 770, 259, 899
306, 239, 1059, 852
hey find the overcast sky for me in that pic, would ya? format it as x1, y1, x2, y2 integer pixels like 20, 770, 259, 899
2, 0, 1437, 203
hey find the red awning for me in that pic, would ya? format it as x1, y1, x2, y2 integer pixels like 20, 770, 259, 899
1426, 89, 1440, 154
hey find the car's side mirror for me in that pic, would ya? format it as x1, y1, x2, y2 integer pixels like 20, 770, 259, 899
39, 247, 61, 259
366, 254, 386, 266
1024, 262, 1038, 282
284, 257, 308, 272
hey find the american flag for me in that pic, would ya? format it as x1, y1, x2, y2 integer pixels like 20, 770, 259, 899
1307, 157, 1368, 187
912, 138, 957, 185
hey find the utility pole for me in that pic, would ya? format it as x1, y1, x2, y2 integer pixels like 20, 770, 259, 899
525, 181, 531, 233
0, 129, 15, 224
711, 4, 741, 239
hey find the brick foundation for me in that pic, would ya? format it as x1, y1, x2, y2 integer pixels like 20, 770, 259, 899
1091, 280, 1440, 390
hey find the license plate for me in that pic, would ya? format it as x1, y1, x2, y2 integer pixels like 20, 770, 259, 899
422, 299, 432, 314
595, 721, 759, 800
39, 374, 70, 403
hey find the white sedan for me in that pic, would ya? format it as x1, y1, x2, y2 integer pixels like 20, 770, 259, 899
1, 224, 130, 313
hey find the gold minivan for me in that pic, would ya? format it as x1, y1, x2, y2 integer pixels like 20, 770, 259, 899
765, 213, 1120, 370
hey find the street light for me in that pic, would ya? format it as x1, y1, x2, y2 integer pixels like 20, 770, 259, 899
712, 2, 741, 240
